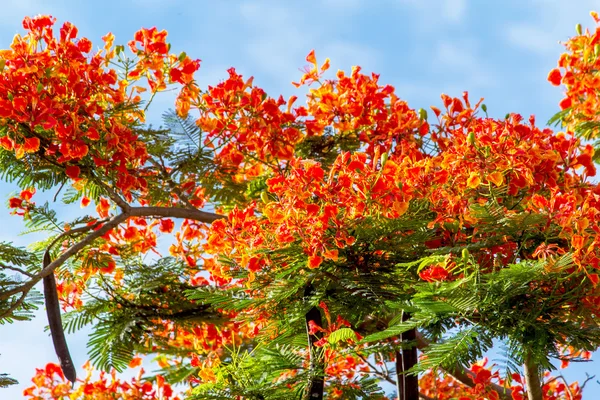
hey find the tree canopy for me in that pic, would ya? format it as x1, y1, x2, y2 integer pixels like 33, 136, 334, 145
1, 11, 600, 400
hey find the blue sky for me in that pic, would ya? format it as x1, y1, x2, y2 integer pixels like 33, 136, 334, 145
0, 0, 599, 397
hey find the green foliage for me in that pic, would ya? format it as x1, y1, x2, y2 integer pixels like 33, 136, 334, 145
0, 243, 43, 324
70, 257, 223, 372
0, 374, 17, 388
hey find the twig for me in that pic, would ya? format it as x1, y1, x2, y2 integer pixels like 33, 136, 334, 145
355, 353, 396, 385
579, 373, 595, 391
147, 157, 197, 210
0, 264, 33, 277
555, 375, 574, 400
90, 177, 131, 212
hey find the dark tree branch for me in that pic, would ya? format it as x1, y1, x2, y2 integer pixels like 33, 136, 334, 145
398, 312, 419, 400
304, 284, 324, 400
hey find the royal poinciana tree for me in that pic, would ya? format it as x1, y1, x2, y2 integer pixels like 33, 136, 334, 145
1, 12, 600, 400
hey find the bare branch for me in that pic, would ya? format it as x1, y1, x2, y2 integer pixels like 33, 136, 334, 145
128, 206, 224, 223
91, 177, 131, 212
147, 157, 197, 210
580, 373, 595, 391
0, 264, 33, 277
355, 353, 396, 385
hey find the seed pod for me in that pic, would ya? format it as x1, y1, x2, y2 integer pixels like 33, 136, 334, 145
43, 251, 76, 384
462, 248, 470, 263
467, 131, 476, 146
380, 152, 388, 167
260, 191, 269, 204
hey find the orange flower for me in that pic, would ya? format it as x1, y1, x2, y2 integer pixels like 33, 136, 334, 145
466, 172, 481, 188
486, 171, 504, 186
23, 137, 40, 153
80, 197, 91, 208
419, 265, 449, 282
308, 255, 323, 269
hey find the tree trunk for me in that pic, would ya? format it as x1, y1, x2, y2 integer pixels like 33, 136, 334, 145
523, 351, 543, 400
304, 284, 324, 399
395, 312, 419, 400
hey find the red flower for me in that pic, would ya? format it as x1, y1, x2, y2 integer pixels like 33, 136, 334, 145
547, 68, 562, 86
159, 218, 175, 233
419, 265, 449, 282
65, 165, 81, 180
559, 96, 572, 110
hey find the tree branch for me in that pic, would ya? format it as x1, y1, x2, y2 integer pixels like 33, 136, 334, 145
304, 284, 325, 400
0, 264, 33, 278
128, 206, 223, 223
398, 312, 419, 400
0, 206, 223, 301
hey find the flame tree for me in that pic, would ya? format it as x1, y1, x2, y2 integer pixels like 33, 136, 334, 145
0, 12, 599, 400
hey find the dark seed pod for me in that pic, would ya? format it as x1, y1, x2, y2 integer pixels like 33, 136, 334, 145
43, 251, 76, 383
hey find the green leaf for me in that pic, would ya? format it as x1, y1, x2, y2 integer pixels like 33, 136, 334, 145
328, 327, 356, 344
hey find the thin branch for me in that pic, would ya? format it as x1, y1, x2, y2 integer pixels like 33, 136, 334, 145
0, 291, 28, 320
0, 214, 127, 301
147, 157, 197, 210
355, 353, 396, 385
555, 375, 574, 400
579, 373, 595, 391
1, 205, 222, 302
0, 264, 33, 277
52, 181, 66, 203
91, 177, 131, 212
